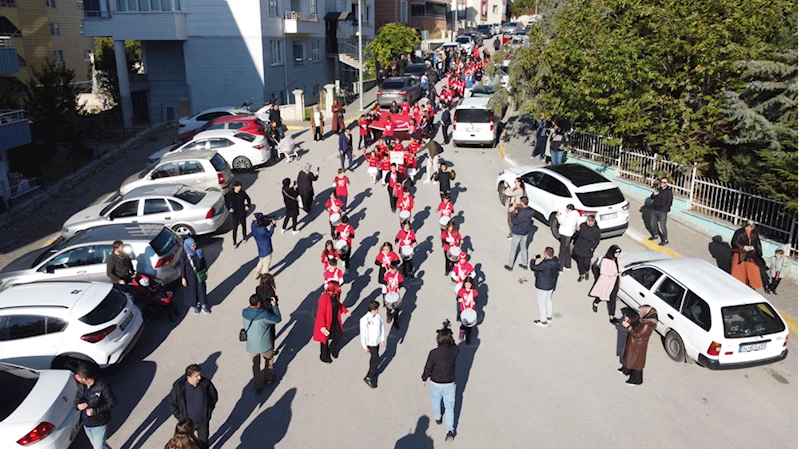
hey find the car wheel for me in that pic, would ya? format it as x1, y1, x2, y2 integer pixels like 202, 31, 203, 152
549, 213, 560, 239
172, 224, 195, 237
52, 354, 96, 371
664, 331, 686, 362
497, 182, 508, 205
232, 156, 253, 171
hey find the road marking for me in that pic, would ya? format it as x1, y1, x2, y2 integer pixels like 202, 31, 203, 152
42, 236, 58, 248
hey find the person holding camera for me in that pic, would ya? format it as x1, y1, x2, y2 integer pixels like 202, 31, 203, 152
422, 320, 459, 442
250, 213, 276, 280
505, 196, 535, 272
242, 293, 282, 394
648, 177, 673, 246
501, 178, 524, 239
530, 247, 560, 327
74, 363, 117, 449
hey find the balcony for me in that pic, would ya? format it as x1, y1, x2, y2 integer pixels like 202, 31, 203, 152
284, 11, 324, 35
82, 0, 187, 40
0, 38, 19, 74
0, 110, 32, 152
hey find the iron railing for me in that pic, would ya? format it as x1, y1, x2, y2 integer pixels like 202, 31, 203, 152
83, 0, 110, 18
0, 177, 42, 212
0, 109, 26, 125
284, 11, 319, 21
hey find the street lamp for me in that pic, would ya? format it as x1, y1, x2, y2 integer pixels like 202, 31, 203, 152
358, 0, 364, 111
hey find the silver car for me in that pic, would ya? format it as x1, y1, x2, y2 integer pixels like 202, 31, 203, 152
61, 184, 229, 239
0, 224, 183, 293
120, 150, 233, 196
377, 76, 423, 107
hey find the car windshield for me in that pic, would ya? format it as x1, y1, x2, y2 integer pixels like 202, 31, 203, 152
381, 80, 406, 90
477, 25, 490, 30
31, 241, 69, 268
100, 198, 123, 216
210, 154, 226, 171
722, 303, 785, 338
139, 160, 158, 179
576, 188, 625, 207
150, 228, 177, 257
80, 288, 127, 326
175, 187, 206, 205
0, 364, 39, 421
454, 109, 491, 123
456, 37, 470, 43
406, 65, 426, 75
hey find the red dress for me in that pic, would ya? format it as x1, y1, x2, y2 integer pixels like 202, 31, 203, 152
334, 175, 349, 197
457, 288, 478, 312
313, 291, 349, 343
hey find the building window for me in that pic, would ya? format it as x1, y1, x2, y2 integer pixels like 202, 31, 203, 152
46, 0, 56, 7
270, 40, 283, 65
84, 50, 92, 61
0, 0, 18, 6
309, 0, 316, 14
400, 0, 407, 22
365, 6, 371, 22
49, 23, 60, 35
53, 50, 64, 64
312, 84, 319, 96
293, 42, 304, 66
410, 4, 424, 17
492, 4, 497, 13
267, 0, 277, 16
311, 40, 320, 62
117, 0, 180, 11
77, 0, 83, 10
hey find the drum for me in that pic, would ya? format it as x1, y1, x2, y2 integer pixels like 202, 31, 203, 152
447, 246, 461, 262
460, 309, 477, 327
329, 213, 341, 226
401, 245, 414, 260
399, 210, 411, 221
439, 215, 451, 229
453, 282, 463, 295
335, 239, 349, 255
384, 291, 401, 308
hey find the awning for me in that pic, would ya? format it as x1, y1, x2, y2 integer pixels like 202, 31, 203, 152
324, 12, 354, 21
0, 17, 22, 37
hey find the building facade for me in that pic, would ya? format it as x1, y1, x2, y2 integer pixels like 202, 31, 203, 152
453, 0, 504, 30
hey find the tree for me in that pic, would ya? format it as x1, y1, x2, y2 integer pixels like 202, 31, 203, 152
23, 60, 85, 146
366, 23, 420, 72
93, 38, 142, 105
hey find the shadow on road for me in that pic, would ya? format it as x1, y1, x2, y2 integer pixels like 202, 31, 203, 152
394, 416, 435, 449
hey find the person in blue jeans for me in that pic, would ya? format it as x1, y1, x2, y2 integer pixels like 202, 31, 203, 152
74, 363, 117, 449
422, 320, 460, 441
549, 124, 566, 165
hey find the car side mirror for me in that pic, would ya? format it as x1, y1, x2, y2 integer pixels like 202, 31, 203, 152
46, 265, 56, 274
621, 270, 630, 277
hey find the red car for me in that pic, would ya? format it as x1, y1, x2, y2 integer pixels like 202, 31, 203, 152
174, 115, 265, 144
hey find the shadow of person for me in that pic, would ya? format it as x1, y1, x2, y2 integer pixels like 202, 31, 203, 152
210, 380, 269, 449
299, 187, 333, 230
378, 270, 425, 376
450, 181, 467, 203
349, 231, 380, 270
343, 268, 374, 308
708, 235, 732, 273
207, 257, 258, 308
412, 206, 432, 230
347, 208, 367, 230
273, 286, 324, 376
270, 232, 324, 277
414, 236, 436, 274
235, 388, 296, 449
195, 236, 225, 269
394, 416, 435, 449
348, 188, 373, 213
451, 210, 465, 228
461, 235, 475, 254
119, 352, 221, 449
453, 336, 479, 432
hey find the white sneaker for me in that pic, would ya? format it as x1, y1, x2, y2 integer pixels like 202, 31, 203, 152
423, 180, 430, 184
281, 229, 285, 234
292, 230, 299, 235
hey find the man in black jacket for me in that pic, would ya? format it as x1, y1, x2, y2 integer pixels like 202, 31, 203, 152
168, 364, 219, 444
440, 108, 452, 144
74, 363, 117, 449
226, 180, 251, 248
422, 322, 459, 441
505, 196, 535, 271
649, 177, 673, 246
530, 247, 560, 327
106, 240, 133, 285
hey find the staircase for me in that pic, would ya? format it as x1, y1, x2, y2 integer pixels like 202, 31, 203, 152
337, 40, 371, 70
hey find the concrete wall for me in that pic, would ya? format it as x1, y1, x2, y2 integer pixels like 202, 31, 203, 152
142, 41, 189, 123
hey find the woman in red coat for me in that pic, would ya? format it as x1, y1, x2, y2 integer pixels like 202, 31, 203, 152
314, 281, 351, 363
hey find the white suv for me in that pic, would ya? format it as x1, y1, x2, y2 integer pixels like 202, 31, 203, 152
496, 164, 630, 238
0, 282, 144, 370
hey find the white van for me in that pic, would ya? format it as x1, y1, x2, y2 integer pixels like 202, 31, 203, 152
452, 97, 497, 148
618, 251, 789, 370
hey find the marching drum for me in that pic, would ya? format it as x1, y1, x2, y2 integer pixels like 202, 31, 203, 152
401, 245, 414, 260
329, 213, 342, 226
460, 309, 478, 327
384, 291, 401, 308
446, 246, 461, 262
399, 210, 411, 221
335, 239, 349, 255
439, 215, 451, 229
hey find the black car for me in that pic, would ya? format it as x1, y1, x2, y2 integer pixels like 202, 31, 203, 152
476, 24, 493, 39
404, 63, 439, 85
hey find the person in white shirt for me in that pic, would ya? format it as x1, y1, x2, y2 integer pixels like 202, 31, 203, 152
360, 300, 386, 389
556, 204, 580, 271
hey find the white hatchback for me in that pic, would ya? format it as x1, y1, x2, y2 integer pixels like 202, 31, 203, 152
0, 282, 144, 370
496, 164, 630, 238
149, 129, 269, 171
178, 106, 251, 132
618, 251, 789, 369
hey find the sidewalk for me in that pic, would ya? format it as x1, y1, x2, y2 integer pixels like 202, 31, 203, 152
283, 86, 379, 130
498, 112, 799, 332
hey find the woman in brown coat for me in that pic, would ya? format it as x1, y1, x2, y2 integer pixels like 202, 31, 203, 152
331, 99, 343, 133
620, 305, 658, 385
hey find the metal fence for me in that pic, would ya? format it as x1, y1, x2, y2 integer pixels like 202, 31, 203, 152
0, 177, 42, 213
565, 131, 798, 251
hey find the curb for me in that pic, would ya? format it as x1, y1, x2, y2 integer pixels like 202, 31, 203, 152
285, 125, 307, 130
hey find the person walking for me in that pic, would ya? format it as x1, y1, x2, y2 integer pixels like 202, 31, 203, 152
433, 162, 455, 200
167, 364, 218, 445
268, 103, 283, 130
765, 249, 786, 295
360, 300, 385, 388
395, 220, 417, 279
266, 121, 283, 161
255, 273, 280, 355
620, 305, 658, 385
384, 164, 406, 213
590, 245, 622, 324
441, 221, 463, 276
421, 136, 443, 184
226, 180, 251, 248
331, 99, 344, 133
335, 214, 355, 275
73, 363, 116, 449
313, 281, 351, 363
357, 114, 371, 149
648, 177, 673, 246
333, 168, 350, 210
440, 107, 452, 144
549, 124, 566, 165
422, 321, 459, 442
250, 213, 276, 280
501, 178, 524, 239
296, 164, 320, 214
181, 237, 209, 314
242, 294, 282, 394
556, 204, 580, 271
164, 419, 208, 449
572, 215, 601, 282
530, 247, 560, 327
281, 178, 300, 235
505, 196, 535, 271
730, 221, 764, 290
311, 106, 325, 141
338, 128, 354, 171
531, 113, 548, 160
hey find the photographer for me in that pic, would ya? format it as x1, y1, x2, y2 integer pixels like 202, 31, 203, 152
530, 247, 560, 328
505, 196, 535, 272
251, 213, 276, 280
422, 320, 459, 442
242, 293, 282, 394
648, 177, 673, 246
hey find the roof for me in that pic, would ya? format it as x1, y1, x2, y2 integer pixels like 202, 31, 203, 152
457, 97, 492, 108
0, 282, 108, 310
65, 223, 165, 246
384, 76, 412, 81
543, 164, 612, 187
123, 184, 183, 199
159, 149, 217, 163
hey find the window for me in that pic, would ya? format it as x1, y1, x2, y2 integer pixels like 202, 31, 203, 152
492, 5, 497, 13
270, 40, 283, 65
47, 247, 92, 269
312, 84, 319, 96
80, 289, 127, 325
227, 121, 246, 130
292, 42, 304, 66
117, 0, 180, 11
309, 0, 316, 14
178, 160, 205, 175
46, 0, 56, 7
6, 316, 47, 341
168, 200, 184, 211
627, 267, 663, 291
210, 154, 226, 171
77, 0, 84, 10
722, 303, 785, 339
311, 41, 320, 62
654, 277, 686, 311
175, 188, 206, 205
152, 162, 179, 179
682, 291, 711, 332
400, 0, 407, 22
0, 0, 18, 6
233, 133, 256, 142
84, 50, 92, 62
267, 0, 277, 16
49, 23, 60, 36
541, 176, 571, 198
365, 6, 370, 22
206, 123, 225, 131
208, 138, 233, 149
109, 200, 140, 219
143, 199, 170, 215
576, 188, 625, 207
411, 4, 424, 17
196, 111, 227, 121
53, 50, 64, 64
88, 244, 115, 265
454, 108, 492, 123
46, 317, 68, 334
521, 171, 545, 188
180, 140, 207, 151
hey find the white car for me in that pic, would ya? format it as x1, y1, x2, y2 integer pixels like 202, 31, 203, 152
0, 363, 83, 449
618, 251, 789, 369
178, 107, 251, 132
148, 130, 269, 171
455, 36, 474, 53
0, 282, 144, 370
495, 164, 630, 238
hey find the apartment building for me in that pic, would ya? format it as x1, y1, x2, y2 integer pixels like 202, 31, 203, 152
0, 0, 94, 87
454, 0, 504, 29
82, 0, 374, 128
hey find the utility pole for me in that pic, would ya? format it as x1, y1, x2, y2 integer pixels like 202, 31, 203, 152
358, 0, 364, 110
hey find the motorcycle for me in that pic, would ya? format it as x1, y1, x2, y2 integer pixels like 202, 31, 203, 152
131, 273, 178, 321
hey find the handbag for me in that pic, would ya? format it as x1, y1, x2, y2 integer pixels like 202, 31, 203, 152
239, 319, 254, 342
188, 255, 207, 284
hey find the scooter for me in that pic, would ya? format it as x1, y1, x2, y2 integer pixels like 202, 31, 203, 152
131, 273, 178, 321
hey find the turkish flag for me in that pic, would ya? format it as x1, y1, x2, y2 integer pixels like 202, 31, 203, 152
369, 112, 413, 142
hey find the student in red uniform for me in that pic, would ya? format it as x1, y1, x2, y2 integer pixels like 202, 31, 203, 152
358, 114, 371, 150
412, 104, 422, 123
384, 164, 406, 213
401, 99, 411, 114
451, 251, 475, 290
334, 214, 355, 274
325, 191, 344, 239
395, 220, 417, 278
365, 149, 380, 184
426, 102, 434, 119
378, 154, 391, 185
333, 168, 350, 209
437, 192, 455, 219
383, 116, 395, 146
397, 187, 414, 219
375, 242, 401, 287
321, 240, 340, 267
441, 221, 463, 276
383, 261, 404, 328
456, 276, 478, 344
323, 258, 344, 286
404, 143, 419, 183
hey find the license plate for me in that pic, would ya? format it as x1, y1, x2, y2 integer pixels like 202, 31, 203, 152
600, 213, 618, 220
466, 127, 476, 132
119, 311, 133, 331
739, 342, 767, 352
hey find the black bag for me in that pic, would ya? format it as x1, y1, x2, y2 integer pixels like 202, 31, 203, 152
239, 319, 254, 342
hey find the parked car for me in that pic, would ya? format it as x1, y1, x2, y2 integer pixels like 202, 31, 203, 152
501, 22, 521, 34
174, 114, 265, 145
491, 23, 502, 34
0, 363, 84, 448
0, 282, 144, 370
495, 164, 630, 238
0, 223, 183, 293
178, 107, 251, 132
149, 130, 269, 171
61, 184, 228, 239
512, 30, 529, 43
466, 32, 484, 48
617, 251, 789, 369
452, 97, 499, 148
377, 76, 423, 108
455, 36, 475, 53
120, 151, 233, 196
476, 24, 494, 39
404, 63, 439, 85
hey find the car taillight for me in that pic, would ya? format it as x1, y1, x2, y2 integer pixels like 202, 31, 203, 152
155, 253, 175, 268
622, 203, 630, 211
17, 422, 55, 446
489, 115, 494, 131
398, 90, 408, 95
453, 124, 457, 130
206, 208, 215, 219
253, 144, 265, 150
217, 173, 226, 185
784, 334, 789, 347
576, 209, 598, 216
376, 92, 382, 96
81, 325, 117, 343
707, 341, 721, 356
